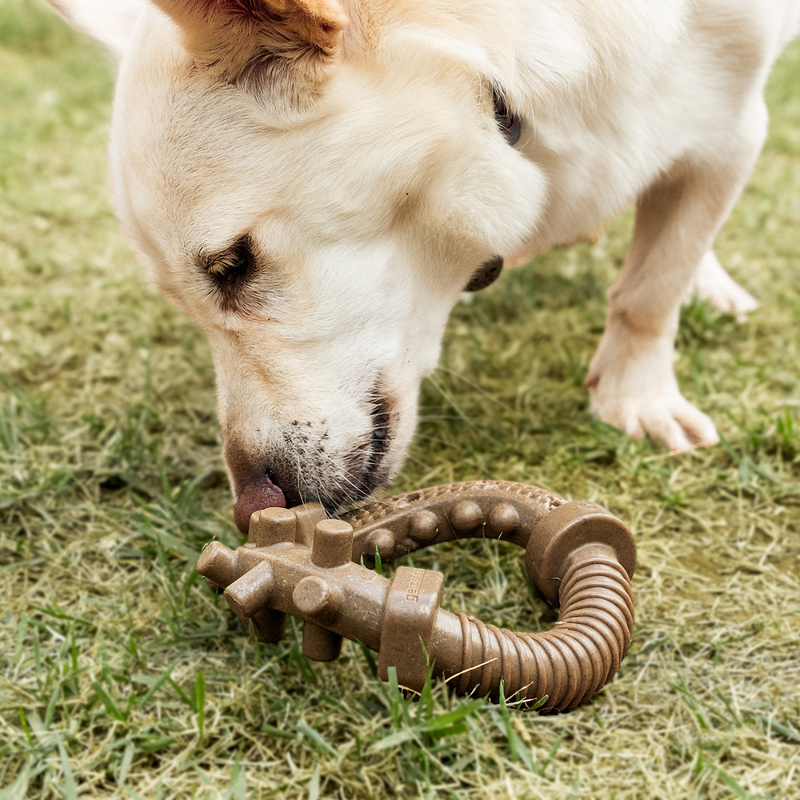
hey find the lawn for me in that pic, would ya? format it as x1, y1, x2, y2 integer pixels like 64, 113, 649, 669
1, 1, 799, 797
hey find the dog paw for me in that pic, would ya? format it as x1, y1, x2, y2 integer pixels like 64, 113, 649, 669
586, 325, 719, 453
692, 251, 757, 320
589, 387, 719, 453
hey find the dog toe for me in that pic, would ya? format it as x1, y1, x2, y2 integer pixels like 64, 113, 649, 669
671, 401, 720, 450
592, 392, 718, 454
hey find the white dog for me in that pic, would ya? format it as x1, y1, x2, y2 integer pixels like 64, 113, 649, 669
48, 0, 799, 530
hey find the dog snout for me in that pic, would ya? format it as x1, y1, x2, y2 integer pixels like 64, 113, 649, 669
224, 394, 398, 532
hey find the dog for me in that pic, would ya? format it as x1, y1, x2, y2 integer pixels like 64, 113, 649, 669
48, 0, 800, 531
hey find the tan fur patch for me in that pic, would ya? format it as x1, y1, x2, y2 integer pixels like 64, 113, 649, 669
267, 0, 348, 51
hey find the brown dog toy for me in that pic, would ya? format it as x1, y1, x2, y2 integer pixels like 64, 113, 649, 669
198, 481, 635, 712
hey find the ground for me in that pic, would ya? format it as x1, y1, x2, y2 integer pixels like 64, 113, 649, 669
1, 1, 799, 797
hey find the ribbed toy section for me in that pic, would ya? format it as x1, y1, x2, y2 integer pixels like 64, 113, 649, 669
450, 554, 634, 711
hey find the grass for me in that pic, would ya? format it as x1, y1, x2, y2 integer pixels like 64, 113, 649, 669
1, 0, 799, 796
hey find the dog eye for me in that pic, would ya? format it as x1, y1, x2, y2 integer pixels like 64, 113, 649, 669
200, 234, 258, 313
464, 255, 504, 292
492, 88, 521, 146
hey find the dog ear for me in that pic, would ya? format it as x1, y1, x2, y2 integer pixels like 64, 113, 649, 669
150, 0, 349, 58
48, 0, 144, 60
149, 0, 349, 113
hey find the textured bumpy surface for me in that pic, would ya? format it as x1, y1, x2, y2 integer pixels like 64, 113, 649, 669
198, 482, 636, 712
344, 480, 567, 563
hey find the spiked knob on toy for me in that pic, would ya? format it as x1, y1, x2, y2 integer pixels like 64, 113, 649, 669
197, 541, 239, 591
224, 561, 275, 620
249, 507, 297, 547
311, 519, 354, 568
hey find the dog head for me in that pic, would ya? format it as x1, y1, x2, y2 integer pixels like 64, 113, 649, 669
50, 0, 546, 528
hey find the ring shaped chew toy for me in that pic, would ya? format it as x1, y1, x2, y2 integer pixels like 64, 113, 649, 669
198, 481, 636, 712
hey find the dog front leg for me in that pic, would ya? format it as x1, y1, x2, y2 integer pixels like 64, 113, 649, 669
586, 112, 766, 452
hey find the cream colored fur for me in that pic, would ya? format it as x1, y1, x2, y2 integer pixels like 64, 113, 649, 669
47, 0, 800, 516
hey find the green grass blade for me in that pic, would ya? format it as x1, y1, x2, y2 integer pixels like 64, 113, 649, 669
56, 742, 78, 800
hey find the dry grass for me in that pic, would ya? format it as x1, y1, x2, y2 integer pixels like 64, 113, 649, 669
1, 1, 799, 797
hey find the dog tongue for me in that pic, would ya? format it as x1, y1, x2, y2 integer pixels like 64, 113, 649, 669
234, 479, 286, 534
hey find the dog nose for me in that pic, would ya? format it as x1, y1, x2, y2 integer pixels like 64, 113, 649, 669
225, 436, 289, 533
233, 475, 286, 534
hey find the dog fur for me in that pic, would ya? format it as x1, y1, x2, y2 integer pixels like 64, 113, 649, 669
48, 0, 800, 528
